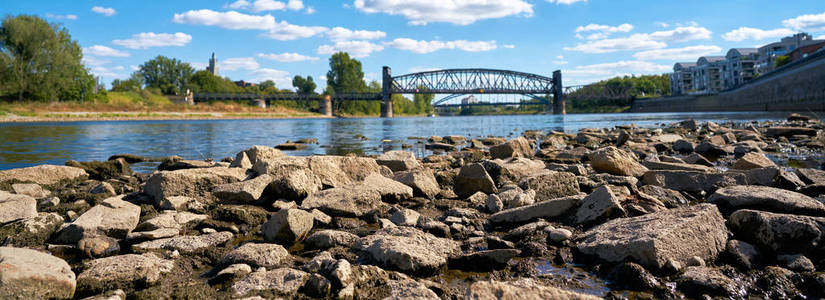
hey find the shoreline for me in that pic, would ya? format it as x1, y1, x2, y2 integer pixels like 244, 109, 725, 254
0, 112, 333, 123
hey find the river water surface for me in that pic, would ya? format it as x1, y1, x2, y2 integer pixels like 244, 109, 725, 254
0, 112, 798, 171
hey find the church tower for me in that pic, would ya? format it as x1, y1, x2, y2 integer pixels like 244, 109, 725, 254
207, 52, 219, 76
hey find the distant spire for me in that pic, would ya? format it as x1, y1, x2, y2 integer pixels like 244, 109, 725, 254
208, 52, 219, 76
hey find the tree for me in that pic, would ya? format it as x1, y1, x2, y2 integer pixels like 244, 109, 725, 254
258, 80, 275, 91
292, 75, 316, 94
776, 55, 791, 68
110, 73, 144, 92
326, 52, 366, 94
188, 70, 239, 93
137, 55, 194, 95
0, 15, 94, 101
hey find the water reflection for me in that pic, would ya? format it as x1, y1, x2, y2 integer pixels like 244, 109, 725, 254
0, 112, 798, 171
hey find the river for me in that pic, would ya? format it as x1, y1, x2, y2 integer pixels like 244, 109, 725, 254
0, 112, 799, 171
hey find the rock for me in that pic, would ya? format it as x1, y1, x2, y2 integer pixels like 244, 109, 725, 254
489, 137, 534, 159
78, 236, 120, 258
708, 185, 825, 216
360, 173, 413, 203
76, 254, 174, 295
55, 195, 141, 243
777, 254, 815, 272
39, 196, 60, 208
673, 139, 695, 153
135, 210, 208, 231
795, 168, 825, 185
306, 156, 382, 188
732, 153, 777, 170
0, 165, 87, 185
354, 227, 460, 275
496, 187, 535, 209
377, 151, 421, 172
275, 143, 308, 150
305, 230, 359, 250
467, 279, 599, 300
11, 183, 49, 198
729, 209, 825, 253
89, 182, 116, 196
642, 170, 747, 193
262, 208, 313, 244
449, 249, 521, 271
726, 239, 761, 270
486, 194, 503, 213
0, 190, 37, 224
588, 146, 648, 177
0, 212, 63, 247
576, 204, 728, 270
231, 267, 309, 297
444, 135, 467, 144
212, 264, 252, 283
683, 153, 713, 167
638, 185, 688, 208
390, 207, 421, 226
157, 196, 194, 211
240, 145, 286, 166
157, 159, 215, 171
679, 119, 700, 130
607, 262, 661, 291
695, 141, 730, 156
454, 163, 498, 198
229, 151, 253, 169
301, 187, 385, 217
212, 174, 274, 204
66, 159, 131, 181
132, 232, 233, 255
489, 194, 584, 224
575, 185, 625, 224
425, 143, 456, 151
677, 266, 740, 298
518, 171, 579, 202
145, 167, 247, 204
221, 243, 290, 268
267, 165, 322, 201
393, 169, 439, 199
766, 127, 817, 137
641, 160, 715, 172
0, 247, 76, 299
309, 208, 332, 225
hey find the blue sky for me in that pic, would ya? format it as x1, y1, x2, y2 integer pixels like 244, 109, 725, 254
4, 0, 825, 89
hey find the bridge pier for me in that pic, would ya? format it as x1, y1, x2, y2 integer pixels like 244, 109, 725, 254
320, 95, 333, 117
251, 99, 267, 108
381, 66, 393, 118
552, 70, 566, 115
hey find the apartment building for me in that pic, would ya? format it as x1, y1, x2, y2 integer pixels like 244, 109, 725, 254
693, 56, 726, 93
757, 33, 824, 73
725, 48, 758, 87
670, 62, 695, 96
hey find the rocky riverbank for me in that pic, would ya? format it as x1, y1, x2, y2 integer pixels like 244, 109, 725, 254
0, 113, 824, 299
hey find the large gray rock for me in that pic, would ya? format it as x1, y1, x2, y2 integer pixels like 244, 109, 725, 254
262, 208, 313, 244
134, 210, 207, 231
55, 195, 141, 243
795, 168, 825, 185
11, 183, 50, 198
376, 151, 421, 172
641, 160, 715, 172
0, 247, 76, 299
0, 191, 37, 224
0, 212, 63, 247
729, 209, 825, 253
132, 231, 233, 255
489, 137, 534, 159
354, 227, 460, 274
489, 194, 584, 224
455, 163, 498, 198
221, 243, 290, 268
731, 152, 776, 170
493, 158, 547, 184
708, 185, 825, 216
518, 170, 580, 202
576, 204, 728, 270
231, 267, 309, 297
212, 174, 274, 203
240, 145, 286, 166
575, 185, 625, 224
467, 279, 600, 300
301, 187, 386, 217
267, 164, 322, 201
145, 167, 248, 204
76, 254, 174, 295
361, 173, 413, 203
305, 230, 359, 250
0, 165, 87, 185
588, 146, 648, 177
393, 169, 439, 199
677, 266, 740, 298
642, 170, 747, 192
307, 156, 383, 188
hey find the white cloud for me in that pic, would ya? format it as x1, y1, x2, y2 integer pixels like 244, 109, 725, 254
287, 0, 304, 10
190, 62, 208, 70
721, 27, 795, 42
82, 56, 110, 66
89, 66, 123, 78
633, 45, 723, 60
818, 35, 825, 40
387, 38, 497, 53
647, 26, 712, 42
353, 0, 534, 26
129, 65, 140, 71
565, 60, 671, 77
251, 68, 292, 87
656, 22, 669, 28
326, 27, 386, 42
318, 40, 384, 58
83, 45, 130, 57
575, 23, 633, 34
306, 7, 316, 14
783, 12, 825, 32
45, 13, 78, 20
553, 60, 568, 65
564, 34, 666, 53
91, 6, 116, 16
173, 9, 275, 30
503, 44, 515, 49
262, 21, 327, 40
547, 0, 587, 4
112, 32, 192, 49
258, 52, 320, 62
221, 57, 260, 71
227, 0, 304, 12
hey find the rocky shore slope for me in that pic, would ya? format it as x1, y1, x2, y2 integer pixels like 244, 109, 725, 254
1, 113, 824, 299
